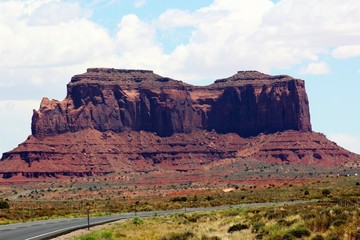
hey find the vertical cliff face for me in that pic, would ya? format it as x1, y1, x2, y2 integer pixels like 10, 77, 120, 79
31, 68, 311, 138
206, 79, 311, 136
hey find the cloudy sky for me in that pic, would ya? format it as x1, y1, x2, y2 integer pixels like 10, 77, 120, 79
0, 0, 359, 155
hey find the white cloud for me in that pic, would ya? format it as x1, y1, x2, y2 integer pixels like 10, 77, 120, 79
328, 133, 360, 154
155, 0, 360, 81
134, 0, 147, 8
300, 62, 330, 75
0, 100, 39, 155
157, 0, 276, 81
2, 0, 360, 85
332, 45, 360, 59
0, 0, 117, 93
1, 0, 360, 154
114, 14, 167, 71
27, 1, 90, 26
157, 9, 198, 30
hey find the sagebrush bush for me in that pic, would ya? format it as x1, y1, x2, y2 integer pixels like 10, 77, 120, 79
225, 210, 240, 217
0, 201, 10, 209
282, 232, 295, 240
201, 235, 221, 240
288, 227, 311, 238
265, 209, 289, 220
251, 213, 262, 222
171, 196, 188, 202
227, 223, 249, 233
267, 233, 294, 240
252, 221, 265, 233
305, 212, 332, 232
331, 219, 346, 227
322, 189, 331, 197
312, 235, 324, 240
302, 212, 316, 220
277, 219, 296, 227
162, 231, 195, 240
132, 216, 144, 225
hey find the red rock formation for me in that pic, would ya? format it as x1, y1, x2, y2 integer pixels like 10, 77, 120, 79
0, 130, 358, 180
0, 68, 358, 181
31, 68, 311, 138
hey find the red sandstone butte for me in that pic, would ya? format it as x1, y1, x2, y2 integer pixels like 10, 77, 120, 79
0, 68, 358, 179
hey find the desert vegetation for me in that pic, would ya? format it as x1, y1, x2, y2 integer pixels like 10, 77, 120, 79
0, 175, 359, 227
69, 200, 360, 240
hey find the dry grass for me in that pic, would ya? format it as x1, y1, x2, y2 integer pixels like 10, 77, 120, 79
70, 210, 255, 240
0, 175, 359, 225
65, 200, 360, 240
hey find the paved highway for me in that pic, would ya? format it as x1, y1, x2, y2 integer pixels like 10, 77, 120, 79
0, 200, 314, 240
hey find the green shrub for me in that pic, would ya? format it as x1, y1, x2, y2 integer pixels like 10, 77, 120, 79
331, 219, 346, 227
225, 210, 239, 217
288, 227, 311, 238
265, 209, 289, 220
227, 223, 248, 233
312, 235, 324, 240
277, 219, 296, 227
282, 233, 295, 240
302, 213, 316, 220
187, 216, 199, 223
305, 212, 332, 232
132, 216, 144, 225
0, 201, 9, 209
100, 231, 113, 239
322, 189, 331, 197
162, 231, 195, 240
252, 222, 265, 233
255, 233, 264, 240
171, 197, 188, 202
251, 213, 262, 222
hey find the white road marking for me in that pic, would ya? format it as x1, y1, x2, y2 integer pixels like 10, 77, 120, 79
24, 218, 121, 240
24, 224, 84, 240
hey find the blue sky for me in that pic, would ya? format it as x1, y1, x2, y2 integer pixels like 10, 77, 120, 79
0, 0, 359, 155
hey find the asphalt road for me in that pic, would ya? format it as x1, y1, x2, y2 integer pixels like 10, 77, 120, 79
0, 200, 314, 240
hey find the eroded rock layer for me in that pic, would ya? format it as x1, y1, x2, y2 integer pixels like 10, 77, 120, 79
0, 130, 358, 179
1, 68, 358, 180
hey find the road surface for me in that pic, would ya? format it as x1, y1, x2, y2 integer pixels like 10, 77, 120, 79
0, 200, 314, 240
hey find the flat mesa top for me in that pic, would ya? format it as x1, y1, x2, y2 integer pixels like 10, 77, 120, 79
69, 68, 300, 89
70, 68, 188, 89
